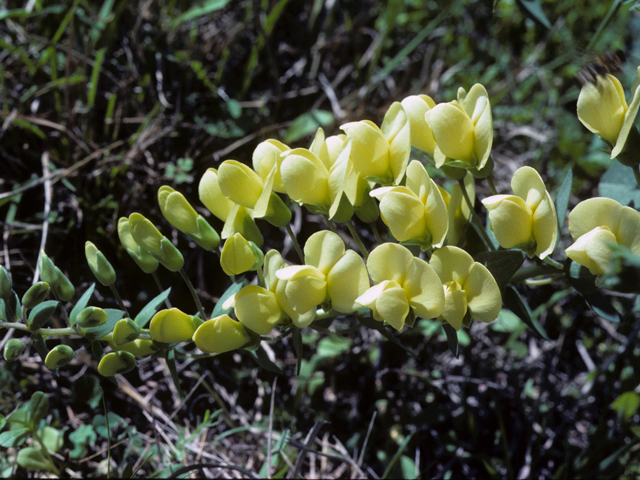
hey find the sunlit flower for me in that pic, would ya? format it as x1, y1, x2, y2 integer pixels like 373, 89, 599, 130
482, 166, 557, 259
566, 197, 640, 275
401, 94, 437, 155
429, 246, 502, 331
219, 233, 264, 276
149, 308, 197, 343
370, 160, 448, 250
356, 243, 444, 331
193, 314, 251, 354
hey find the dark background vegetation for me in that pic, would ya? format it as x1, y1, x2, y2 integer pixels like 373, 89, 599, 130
2, 0, 640, 477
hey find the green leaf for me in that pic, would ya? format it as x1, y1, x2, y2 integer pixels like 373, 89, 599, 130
0, 428, 30, 448
29, 392, 49, 429
515, 0, 551, 29
0, 290, 20, 322
170, 0, 231, 29
565, 260, 599, 295
555, 168, 572, 242
33, 333, 48, 362
211, 278, 249, 318
41, 426, 64, 453
474, 250, 526, 288
70, 284, 95, 326
583, 291, 622, 323
442, 323, 459, 358
491, 309, 522, 333
292, 327, 303, 376
17, 447, 52, 472
612, 391, 640, 422
28, 300, 58, 330
316, 336, 352, 358
249, 345, 283, 374
134, 287, 171, 328
165, 349, 184, 399
598, 160, 640, 207
69, 424, 97, 459
502, 285, 548, 339
283, 110, 334, 144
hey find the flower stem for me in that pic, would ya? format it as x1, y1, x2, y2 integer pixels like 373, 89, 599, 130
633, 164, 640, 190
285, 224, 305, 263
509, 264, 563, 284
486, 174, 499, 195
543, 256, 564, 270
458, 178, 494, 251
371, 222, 384, 245
346, 219, 369, 259
152, 271, 172, 308
179, 268, 207, 320
109, 284, 130, 318
257, 268, 266, 288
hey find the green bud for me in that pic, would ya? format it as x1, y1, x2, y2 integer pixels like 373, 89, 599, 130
44, 344, 74, 370
0, 266, 12, 300
158, 237, 185, 272
23, 282, 50, 310
76, 307, 107, 328
85, 242, 116, 286
118, 217, 159, 274
3, 339, 24, 362
112, 318, 141, 345
39, 252, 75, 301
98, 351, 136, 376
128, 214, 184, 271
193, 215, 220, 250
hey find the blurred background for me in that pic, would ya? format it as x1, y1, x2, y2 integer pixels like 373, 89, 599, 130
2, 0, 640, 477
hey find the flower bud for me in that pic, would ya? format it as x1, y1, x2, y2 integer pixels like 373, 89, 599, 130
98, 351, 136, 376
76, 307, 107, 328
129, 213, 184, 271
85, 242, 116, 286
220, 233, 264, 276
193, 314, 251, 354
112, 317, 141, 345
44, 344, 74, 370
109, 339, 158, 358
39, 253, 75, 301
117, 217, 159, 274
3, 339, 24, 362
149, 308, 197, 343
198, 168, 235, 222
22, 282, 50, 310
0, 266, 11, 300
158, 186, 220, 250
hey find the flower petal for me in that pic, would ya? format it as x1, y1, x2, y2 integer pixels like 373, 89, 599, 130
327, 250, 370, 313
367, 243, 414, 284
403, 257, 444, 319
464, 263, 502, 323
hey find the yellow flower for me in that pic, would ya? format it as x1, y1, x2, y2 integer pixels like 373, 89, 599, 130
193, 314, 250, 354
252, 139, 289, 194
425, 84, 493, 173
220, 233, 264, 276
400, 94, 437, 155
275, 231, 369, 328
370, 160, 448, 249
577, 69, 640, 164
355, 243, 444, 331
340, 102, 411, 185
158, 186, 219, 250
481, 166, 557, 259
198, 168, 235, 221
217, 160, 291, 227
429, 246, 502, 331
566, 197, 640, 275
149, 308, 197, 343
108, 338, 158, 358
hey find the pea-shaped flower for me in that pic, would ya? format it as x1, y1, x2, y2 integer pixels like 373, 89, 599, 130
252, 139, 290, 194
199, 167, 264, 247
107, 338, 158, 357
429, 246, 502, 331
425, 84, 493, 174
158, 186, 220, 250
193, 314, 251, 354
355, 243, 444, 331
370, 160, 448, 250
128, 213, 184, 271
150, 308, 197, 343
234, 250, 288, 335
340, 102, 411, 185
565, 197, 640, 275
401, 94, 437, 155
275, 231, 369, 328
217, 160, 291, 227
220, 233, 264, 276
577, 69, 640, 165
481, 166, 557, 259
